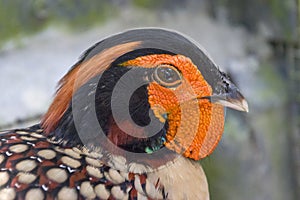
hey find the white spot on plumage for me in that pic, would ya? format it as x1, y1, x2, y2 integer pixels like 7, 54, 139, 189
16, 160, 37, 172
80, 181, 96, 199
120, 171, 129, 180
134, 175, 146, 196
5, 151, 12, 156
108, 155, 127, 171
17, 172, 37, 184
30, 132, 45, 138
145, 178, 163, 199
42, 184, 48, 191
57, 187, 78, 200
86, 165, 103, 178
25, 188, 44, 200
61, 156, 81, 168
37, 149, 56, 160
46, 168, 68, 183
85, 157, 104, 168
95, 184, 110, 199
20, 136, 37, 141
16, 131, 30, 135
63, 148, 82, 159
111, 186, 127, 200
0, 188, 16, 200
108, 168, 125, 184
0, 171, 9, 187
0, 154, 5, 165
9, 144, 28, 153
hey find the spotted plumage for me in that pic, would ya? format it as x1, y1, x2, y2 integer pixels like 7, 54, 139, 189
0, 28, 248, 200
0, 125, 167, 199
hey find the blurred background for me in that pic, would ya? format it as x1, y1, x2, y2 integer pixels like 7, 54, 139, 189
0, 0, 299, 199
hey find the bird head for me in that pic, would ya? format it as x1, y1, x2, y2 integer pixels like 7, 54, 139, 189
42, 28, 248, 171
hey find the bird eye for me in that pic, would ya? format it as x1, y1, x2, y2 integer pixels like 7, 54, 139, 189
153, 65, 182, 88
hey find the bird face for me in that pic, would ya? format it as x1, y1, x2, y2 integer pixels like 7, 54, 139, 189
122, 54, 229, 160
42, 28, 248, 170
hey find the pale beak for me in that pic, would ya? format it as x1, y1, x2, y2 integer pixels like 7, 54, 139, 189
207, 84, 249, 112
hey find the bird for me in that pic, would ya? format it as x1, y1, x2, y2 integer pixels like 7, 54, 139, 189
0, 28, 248, 200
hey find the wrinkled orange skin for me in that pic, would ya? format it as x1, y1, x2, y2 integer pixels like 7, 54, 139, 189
124, 54, 225, 160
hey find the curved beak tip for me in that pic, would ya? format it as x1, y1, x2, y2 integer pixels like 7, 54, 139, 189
215, 98, 249, 112
211, 90, 249, 112
238, 98, 249, 112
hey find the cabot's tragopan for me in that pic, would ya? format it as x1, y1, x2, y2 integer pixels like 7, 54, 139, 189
0, 28, 248, 200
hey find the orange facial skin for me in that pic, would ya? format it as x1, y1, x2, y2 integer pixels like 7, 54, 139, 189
124, 54, 225, 160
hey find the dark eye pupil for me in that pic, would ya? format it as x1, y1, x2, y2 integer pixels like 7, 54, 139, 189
157, 67, 179, 83
153, 65, 182, 88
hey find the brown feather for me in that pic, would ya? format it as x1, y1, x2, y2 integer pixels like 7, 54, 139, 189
42, 41, 141, 133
